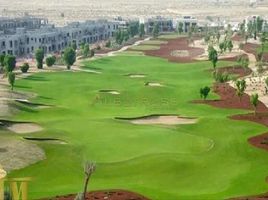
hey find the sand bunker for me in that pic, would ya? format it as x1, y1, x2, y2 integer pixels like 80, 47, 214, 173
15, 99, 51, 108
99, 90, 120, 95
170, 50, 190, 57
7, 123, 43, 134
145, 82, 164, 87
128, 74, 146, 78
0, 120, 43, 134
0, 137, 45, 172
116, 115, 197, 125
24, 137, 67, 145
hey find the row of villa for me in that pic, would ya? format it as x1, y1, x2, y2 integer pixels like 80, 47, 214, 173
1, 14, 266, 57
0, 14, 201, 57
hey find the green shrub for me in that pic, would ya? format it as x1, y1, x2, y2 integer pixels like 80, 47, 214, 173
20, 63, 30, 73
90, 49, 95, 57
214, 71, 229, 83
46, 56, 56, 67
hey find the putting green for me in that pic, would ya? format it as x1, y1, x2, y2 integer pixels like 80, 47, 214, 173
5, 53, 268, 200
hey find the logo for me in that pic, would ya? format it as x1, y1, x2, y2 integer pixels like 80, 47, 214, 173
0, 169, 30, 200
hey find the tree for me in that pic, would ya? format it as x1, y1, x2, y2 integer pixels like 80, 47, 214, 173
128, 22, 139, 37
200, 86, 211, 100
63, 47, 76, 70
204, 35, 210, 44
35, 48, 44, 69
241, 57, 249, 69
256, 16, 264, 33
71, 42, 77, 51
250, 93, 259, 116
8, 72, 15, 90
82, 162, 96, 200
105, 40, 111, 48
216, 32, 221, 44
235, 79, 247, 101
152, 22, 160, 38
20, 63, 30, 73
208, 47, 218, 70
45, 56, 56, 67
4, 55, 16, 73
0, 54, 5, 68
219, 42, 225, 53
227, 40, 233, 52
265, 77, 268, 94
90, 49, 95, 57
139, 23, 145, 38
244, 34, 249, 44
239, 20, 246, 38
115, 29, 123, 44
177, 22, 184, 34
256, 50, 263, 62
122, 30, 129, 42
82, 44, 90, 58
260, 32, 266, 52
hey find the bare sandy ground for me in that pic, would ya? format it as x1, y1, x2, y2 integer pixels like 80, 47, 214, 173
193, 37, 244, 61
1, 0, 268, 26
119, 115, 197, 125
0, 137, 45, 172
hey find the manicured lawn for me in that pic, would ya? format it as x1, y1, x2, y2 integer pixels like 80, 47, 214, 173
5, 53, 268, 200
129, 45, 160, 51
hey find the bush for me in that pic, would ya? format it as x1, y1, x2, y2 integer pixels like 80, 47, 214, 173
4, 55, 16, 72
20, 63, 30, 73
90, 49, 95, 57
35, 48, 44, 69
214, 71, 229, 83
46, 56, 56, 67
105, 40, 111, 48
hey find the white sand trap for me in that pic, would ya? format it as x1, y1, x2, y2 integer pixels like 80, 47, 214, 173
118, 115, 197, 125
146, 82, 164, 87
99, 90, 120, 95
7, 123, 43, 134
129, 74, 146, 78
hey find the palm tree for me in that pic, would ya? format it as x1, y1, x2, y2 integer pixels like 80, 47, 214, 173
235, 79, 247, 102
250, 93, 259, 116
208, 47, 218, 71
82, 161, 96, 200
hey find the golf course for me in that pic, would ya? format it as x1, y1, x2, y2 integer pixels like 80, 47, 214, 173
1, 36, 268, 200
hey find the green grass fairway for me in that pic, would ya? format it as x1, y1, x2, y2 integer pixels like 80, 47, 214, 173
5, 53, 268, 200
129, 45, 160, 51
